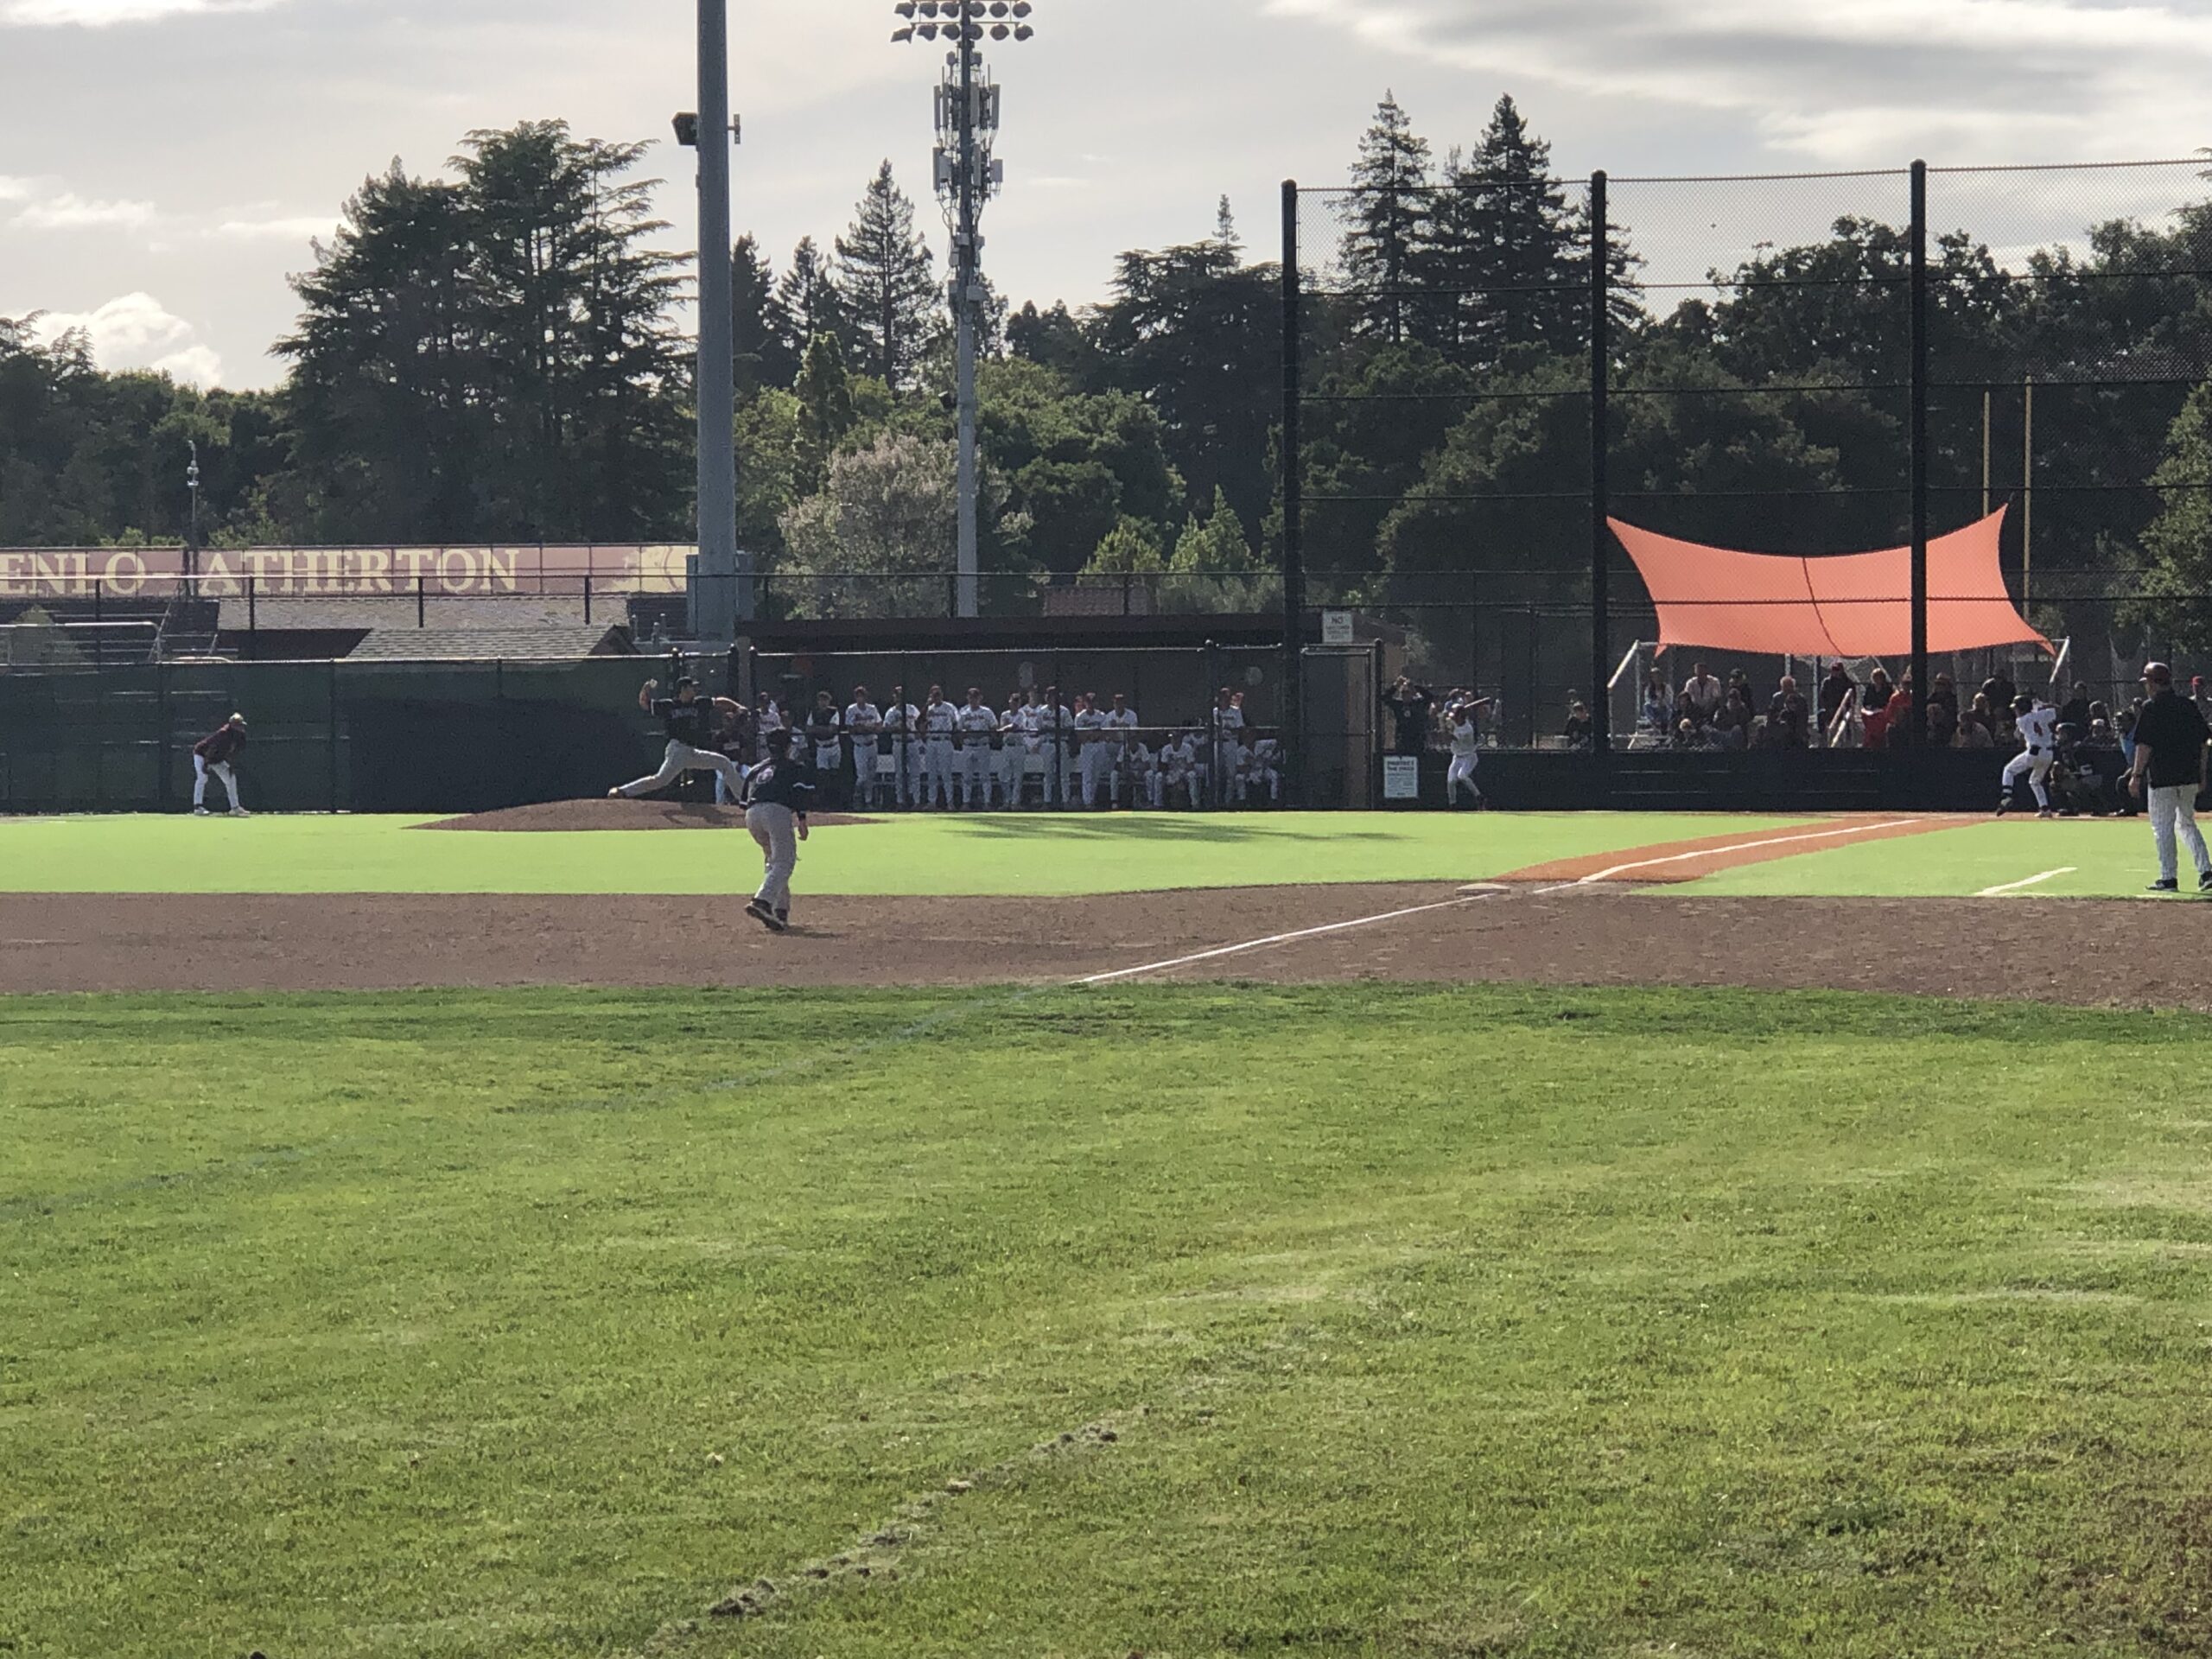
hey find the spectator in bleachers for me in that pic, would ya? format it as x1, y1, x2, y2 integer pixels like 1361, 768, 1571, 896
1953, 709, 1994, 751
1864, 667, 1895, 714
1716, 689, 1754, 750
1561, 701, 1595, 750
1929, 673, 1959, 721
2060, 681, 2094, 732
1683, 662, 1724, 725
1769, 676, 1811, 747
1638, 670, 1670, 735
1981, 671, 2018, 721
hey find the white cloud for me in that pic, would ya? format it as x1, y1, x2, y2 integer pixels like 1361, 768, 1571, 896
212, 213, 337, 241
2, 0, 281, 24
0, 176, 31, 202
31, 292, 222, 385
12, 190, 156, 229
1264, 0, 2212, 163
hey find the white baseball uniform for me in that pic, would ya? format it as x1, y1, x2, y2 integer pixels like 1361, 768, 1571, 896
1248, 736, 1283, 804
880, 702, 922, 805
844, 702, 883, 805
922, 700, 959, 807
2003, 706, 2059, 811
956, 702, 1001, 808
1446, 718, 1482, 805
1101, 705, 1141, 805
1074, 706, 1112, 807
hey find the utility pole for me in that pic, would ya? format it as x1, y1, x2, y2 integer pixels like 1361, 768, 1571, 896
685, 0, 740, 646
895, 1, 1035, 620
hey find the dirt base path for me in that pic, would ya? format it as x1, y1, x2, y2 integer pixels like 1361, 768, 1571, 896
4, 888, 2208, 1012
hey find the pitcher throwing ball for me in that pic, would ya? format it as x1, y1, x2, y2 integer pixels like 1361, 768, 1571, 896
610, 677, 746, 801
742, 728, 817, 933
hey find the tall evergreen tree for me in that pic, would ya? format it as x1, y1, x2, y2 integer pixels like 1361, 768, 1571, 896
275, 161, 488, 541
1421, 97, 1583, 367
793, 331, 857, 497
733, 234, 798, 394
775, 238, 847, 370
454, 121, 690, 540
834, 161, 939, 392
1343, 92, 1432, 346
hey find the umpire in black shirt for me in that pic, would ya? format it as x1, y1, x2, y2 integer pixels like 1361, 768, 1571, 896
2127, 661, 2212, 893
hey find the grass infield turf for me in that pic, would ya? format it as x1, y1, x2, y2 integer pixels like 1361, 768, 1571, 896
0, 810, 1813, 896
5, 984, 2212, 1657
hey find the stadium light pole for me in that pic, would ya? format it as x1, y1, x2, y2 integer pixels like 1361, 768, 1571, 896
683, 0, 741, 647
893, 1, 1036, 619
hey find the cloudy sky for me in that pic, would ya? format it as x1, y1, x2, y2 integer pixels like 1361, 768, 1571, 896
3, 0, 2209, 390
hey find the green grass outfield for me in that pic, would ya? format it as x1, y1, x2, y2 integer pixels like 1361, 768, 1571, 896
0, 808, 2191, 899
8, 985, 2212, 1658
1680, 816, 2183, 900
0, 810, 1808, 896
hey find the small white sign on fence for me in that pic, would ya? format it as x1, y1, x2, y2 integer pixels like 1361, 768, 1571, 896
1321, 610, 1356, 646
1382, 755, 1421, 802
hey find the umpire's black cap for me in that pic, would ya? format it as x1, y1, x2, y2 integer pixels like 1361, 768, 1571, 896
764, 727, 795, 753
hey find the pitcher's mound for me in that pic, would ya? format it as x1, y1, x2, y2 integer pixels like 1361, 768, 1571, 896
421, 799, 877, 832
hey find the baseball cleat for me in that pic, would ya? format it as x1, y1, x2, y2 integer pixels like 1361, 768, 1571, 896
745, 898, 778, 931
2149, 880, 2180, 893
1995, 799, 2012, 817
230, 808, 251, 817
2200, 871, 2212, 893
2037, 809, 2056, 820
192, 806, 210, 817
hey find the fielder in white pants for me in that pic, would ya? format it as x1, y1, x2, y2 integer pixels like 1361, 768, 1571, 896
2150, 785, 2212, 887
193, 755, 241, 813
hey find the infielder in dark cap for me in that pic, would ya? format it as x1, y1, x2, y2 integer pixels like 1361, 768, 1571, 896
2128, 661, 2212, 893
741, 727, 818, 933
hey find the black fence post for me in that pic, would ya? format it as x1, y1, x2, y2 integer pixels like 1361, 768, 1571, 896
1910, 159, 1931, 756
418, 575, 428, 630
1589, 170, 1612, 772
327, 657, 340, 814
247, 575, 257, 649
1281, 178, 1306, 807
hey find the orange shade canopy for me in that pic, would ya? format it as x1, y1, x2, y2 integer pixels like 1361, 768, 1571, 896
1609, 508, 2051, 658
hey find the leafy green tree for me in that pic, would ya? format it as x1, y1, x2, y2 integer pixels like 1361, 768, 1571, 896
835, 162, 939, 393
1007, 300, 1096, 380
1344, 92, 1432, 346
454, 120, 690, 541
2138, 377, 2212, 646
1162, 486, 1279, 613
792, 331, 857, 498
275, 161, 488, 541
1089, 211, 1279, 537
779, 431, 959, 617
1076, 515, 1167, 597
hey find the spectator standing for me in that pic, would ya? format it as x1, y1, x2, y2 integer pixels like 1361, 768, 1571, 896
1981, 671, 2018, 722
1382, 677, 1434, 757
2127, 662, 2212, 893
1638, 670, 1670, 735
1818, 664, 1857, 737
1561, 701, 1595, 750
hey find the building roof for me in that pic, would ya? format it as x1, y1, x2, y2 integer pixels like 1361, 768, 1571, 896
345, 626, 636, 661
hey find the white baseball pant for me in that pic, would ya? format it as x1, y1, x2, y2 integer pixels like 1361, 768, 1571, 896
1447, 753, 1481, 804
925, 740, 957, 807
192, 756, 239, 811
2001, 749, 2053, 811
960, 744, 994, 809
2151, 784, 2212, 884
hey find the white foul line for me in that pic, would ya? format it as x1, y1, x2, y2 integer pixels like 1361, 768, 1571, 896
1577, 820, 1925, 886
1977, 867, 2076, 898
1077, 893, 1498, 986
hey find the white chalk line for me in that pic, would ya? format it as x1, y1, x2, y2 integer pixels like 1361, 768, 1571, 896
1576, 819, 1925, 886
1076, 892, 1502, 986
1977, 867, 2077, 898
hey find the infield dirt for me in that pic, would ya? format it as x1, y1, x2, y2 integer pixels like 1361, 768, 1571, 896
3, 887, 2205, 1010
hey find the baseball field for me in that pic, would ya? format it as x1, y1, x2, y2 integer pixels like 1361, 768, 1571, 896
7, 806, 2212, 1658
